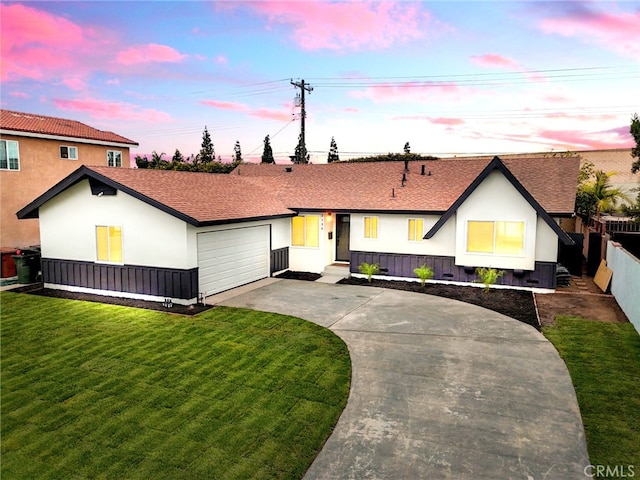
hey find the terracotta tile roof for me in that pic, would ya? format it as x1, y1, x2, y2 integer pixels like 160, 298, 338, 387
0, 109, 138, 145
234, 157, 579, 215
88, 167, 293, 224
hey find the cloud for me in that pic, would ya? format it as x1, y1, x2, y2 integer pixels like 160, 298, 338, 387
201, 99, 291, 121
537, 3, 640, 59
470, 54, 522, 71
350, 81, 471, 103
246, 1, 432, 51
0, 3, 91, 82
8, 91, 30, 99
53, 98, 172, 122
215, 55, 228, 65
116, 44, 188, 65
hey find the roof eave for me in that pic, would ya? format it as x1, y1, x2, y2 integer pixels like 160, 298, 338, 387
0, 128, 138, 147
194, 213, 296, 227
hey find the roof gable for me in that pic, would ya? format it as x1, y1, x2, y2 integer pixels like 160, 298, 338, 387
423, 156, 574, 245
17, 166, 295, 226
0, 109, 138, 146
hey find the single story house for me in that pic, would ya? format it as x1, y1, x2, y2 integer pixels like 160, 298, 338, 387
17, 156, 579, 304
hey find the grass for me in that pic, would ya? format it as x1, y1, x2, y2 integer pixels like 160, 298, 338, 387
0, 292, 351, 480
543, 316, 640, 475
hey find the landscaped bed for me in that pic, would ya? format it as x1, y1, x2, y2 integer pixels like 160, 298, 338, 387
0, 292, 351, 480
339, 276, 539, 329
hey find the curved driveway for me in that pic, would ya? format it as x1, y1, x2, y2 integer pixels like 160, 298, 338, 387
218, 279, 589, 480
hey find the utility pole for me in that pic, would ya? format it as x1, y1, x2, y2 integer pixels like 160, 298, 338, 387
291, 79, 313, 163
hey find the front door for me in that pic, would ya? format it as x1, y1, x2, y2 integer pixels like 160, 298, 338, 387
335, 214, 351, 262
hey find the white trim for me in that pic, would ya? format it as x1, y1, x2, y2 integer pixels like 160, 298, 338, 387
0, 129, 137, 148
60, 145, 78, 160
44, 283, 197, 305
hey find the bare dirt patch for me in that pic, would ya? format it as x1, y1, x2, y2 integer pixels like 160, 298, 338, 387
535, 291, 628, 327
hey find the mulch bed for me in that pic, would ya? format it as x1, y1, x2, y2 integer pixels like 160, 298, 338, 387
8, 284, 212, 316
276, 271, 323, 281
338, 277, 540, 330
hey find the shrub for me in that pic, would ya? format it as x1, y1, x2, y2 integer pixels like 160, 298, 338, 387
413, 264, 434, 287
475, 267, 504, 293
358, 262, 379, 283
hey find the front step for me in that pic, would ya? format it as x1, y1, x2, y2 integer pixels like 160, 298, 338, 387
317, 264, 351, 283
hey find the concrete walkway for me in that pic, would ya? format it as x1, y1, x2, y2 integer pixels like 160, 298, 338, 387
215, 279, 589, 480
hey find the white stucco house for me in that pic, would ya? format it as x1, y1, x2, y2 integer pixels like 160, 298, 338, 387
17, 156, 579, 304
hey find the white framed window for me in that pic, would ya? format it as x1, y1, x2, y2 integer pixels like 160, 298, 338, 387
60, 146, 78, 160
1, 140, 20, 171
292, 215, 320, 247
408, 218, 424, 241
467, 220, 525, 255
107, 150, 122, 167
96, 226, 123, 263
364, 216, 378, 239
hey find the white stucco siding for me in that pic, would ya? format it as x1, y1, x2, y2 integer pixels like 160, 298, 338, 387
39, 180, 192, 269
349, 213, 456, 256
288, 212, 328, 273
535, 217, 559, 262
455, 170, 538, 270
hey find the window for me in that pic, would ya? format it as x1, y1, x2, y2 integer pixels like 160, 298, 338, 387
107, 150, 122, 167
96, 226, 123, 262
292, 215, 319, 247
408, 218, 424, 241
364, 216, 378, 239
467, 221, 524, 255
0, 140, 20, 170
60, 146, 78, 160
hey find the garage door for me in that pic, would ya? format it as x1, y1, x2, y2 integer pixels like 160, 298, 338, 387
197, 226, 270, 296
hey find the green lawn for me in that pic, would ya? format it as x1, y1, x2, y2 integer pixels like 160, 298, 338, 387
0, 292, 351, 480
543, 316, 640, 474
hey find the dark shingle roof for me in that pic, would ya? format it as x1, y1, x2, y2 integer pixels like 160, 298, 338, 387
0, 109, 138, 146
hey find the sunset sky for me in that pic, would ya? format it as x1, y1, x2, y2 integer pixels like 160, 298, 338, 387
2, 1, 639, 163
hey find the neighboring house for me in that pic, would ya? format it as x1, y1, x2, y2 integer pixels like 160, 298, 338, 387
0, 109, 138, 249
17, 156, 578, 304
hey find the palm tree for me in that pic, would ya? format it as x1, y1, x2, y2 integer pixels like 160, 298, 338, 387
580, 170, 630, 217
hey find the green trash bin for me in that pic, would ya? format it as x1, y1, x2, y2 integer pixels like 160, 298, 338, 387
12, 254, 38, 283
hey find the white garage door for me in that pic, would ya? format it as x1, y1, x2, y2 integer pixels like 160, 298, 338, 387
197, 225, 270, 296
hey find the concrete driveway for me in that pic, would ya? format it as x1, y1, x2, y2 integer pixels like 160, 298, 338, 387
216, 279, 589, 480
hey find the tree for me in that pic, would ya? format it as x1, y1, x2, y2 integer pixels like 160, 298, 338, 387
578, 169, 630, 217
199, 126, 215, 163
327, 137, 339, 163
150, 151, 168, 169
233, 141, 242, 163
135, 154, 149, 169
294, 133, 309, 164
630, 113, 640, 174
261, 135, 274, 164
404, 142, 411, 155
172, 149, 185, 164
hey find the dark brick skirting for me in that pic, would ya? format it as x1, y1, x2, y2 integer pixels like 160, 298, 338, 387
41, 258, 198, 300
349, 251, 557, 289
271, 247, 289, 273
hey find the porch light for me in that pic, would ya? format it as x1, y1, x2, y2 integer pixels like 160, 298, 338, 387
326, 213, 332, 222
